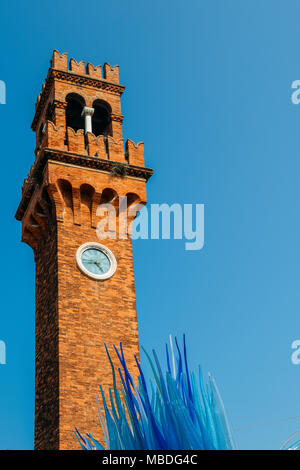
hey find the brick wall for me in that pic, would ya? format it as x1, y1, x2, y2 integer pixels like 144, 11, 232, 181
34, 219, 59, 449
57, 221, 139, 449
33, 161, 147, 449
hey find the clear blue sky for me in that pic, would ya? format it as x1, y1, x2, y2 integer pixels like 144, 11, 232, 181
0, 0, 300, 450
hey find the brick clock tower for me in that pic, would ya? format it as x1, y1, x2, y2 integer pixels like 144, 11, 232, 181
15, 50, 153, 450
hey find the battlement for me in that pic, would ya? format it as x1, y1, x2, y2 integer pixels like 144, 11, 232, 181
50, 50, 119, 83
125, 140, 145, 167
36, 120, 144, 167
33, 50, 124, 132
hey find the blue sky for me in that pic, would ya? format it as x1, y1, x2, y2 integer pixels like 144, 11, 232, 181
0, 0, 300, 450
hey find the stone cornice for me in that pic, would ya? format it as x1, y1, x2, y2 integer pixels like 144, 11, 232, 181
15, 149, 153, 221
31, 68, 125, 131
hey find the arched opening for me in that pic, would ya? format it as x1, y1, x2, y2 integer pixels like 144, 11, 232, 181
58, 179, 73, 219
80, 184, 95, 223
66, 93, 85, 132
100, 188, 117, 205
125, 192, 141, 208
92, 100, 112, 137
41, 187, 54, 219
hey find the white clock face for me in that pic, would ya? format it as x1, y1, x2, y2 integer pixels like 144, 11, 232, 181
76, 242, 117, 280
81, 248, 111, 276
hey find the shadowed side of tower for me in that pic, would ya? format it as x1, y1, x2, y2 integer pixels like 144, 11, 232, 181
15, 51, 153, 450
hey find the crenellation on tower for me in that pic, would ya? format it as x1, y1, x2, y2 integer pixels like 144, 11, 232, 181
34, 117, 145, 165
102, 62, 119, 83
50, 50, 68, 70
50, 50, 119, 84
69, 57, 86, 75
126, 139, 145, 167
86, 62, 102, 79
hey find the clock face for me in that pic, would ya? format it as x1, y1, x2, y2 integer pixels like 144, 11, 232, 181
76, 242, 117, 280
81, 248, 111, 276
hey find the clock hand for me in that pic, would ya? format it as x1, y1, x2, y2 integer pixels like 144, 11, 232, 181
83, 259, 104, 273
94, 260, 103, 272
